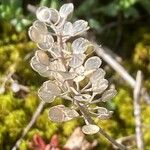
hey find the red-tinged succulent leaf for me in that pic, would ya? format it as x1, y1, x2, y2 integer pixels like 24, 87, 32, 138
50, 134, 59, 147
29, 134, 46, 150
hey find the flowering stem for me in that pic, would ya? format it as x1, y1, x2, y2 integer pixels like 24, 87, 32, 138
76, 101, 128, 150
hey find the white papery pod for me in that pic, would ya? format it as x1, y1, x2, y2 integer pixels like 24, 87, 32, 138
57, 71, 76, 81
102, 89, 117, 102
36, 6, 51, 22
35, 50, 50, 65
69, 54, 86, 68
38, 81, 61, 103
63, 22, 73, 36
59, 3, 74, 18
73, 20, 88, 35
49, 105, 79, 122
49, 105, 65, 122
82, 124, 99, 134
90, 68, 106, 84
30, 56, 47, 73
11, 82, 20, 93
72, 38, 89, 54
33, 20, 47, 34
28, 26, 45, 43
84, 56, 102, 71
49, 45, 62, 58
48, 8, 60, 24
37, 34, 54, 50
92, 79, 108, 94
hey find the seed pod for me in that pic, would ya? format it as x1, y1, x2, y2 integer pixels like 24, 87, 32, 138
82, 124, 99, 134
102, 89, 117, 102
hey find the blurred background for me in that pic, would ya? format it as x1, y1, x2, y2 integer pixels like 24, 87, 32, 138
0, 0, 149, 150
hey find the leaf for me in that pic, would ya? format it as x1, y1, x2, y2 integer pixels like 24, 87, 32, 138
73, 20, 88, 35
72, 38, 89, 54
38, 81, 61, 103
82, 124, 99, 134
69, 54, 86, 68
102, 89, 117, 102
36, 6, 51, 22
84, 56, 102, 71
59, 3, 74, 18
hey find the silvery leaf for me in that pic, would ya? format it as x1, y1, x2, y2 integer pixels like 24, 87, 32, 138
36, 6, 51, 22
69, 54, 86, 68
82, 124, 99, 134
33, 20, 47, 34
90, 68, 106, 84
63, 22, 73, 36
38, 80, 61, 103
102, 89, 117, 102
72, 38, 89, 54
37, 34, 54, 50
28, 26, 45, 43
92, 79, 108, 94
48, 8, 60, 24
73, 20, 88, 35
35, 50, 50, 65
84, 56, 102, 71
59, 3, 74, 18
49, 105, 65, 122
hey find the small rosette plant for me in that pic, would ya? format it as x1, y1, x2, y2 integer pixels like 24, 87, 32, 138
28, 3, 117, 135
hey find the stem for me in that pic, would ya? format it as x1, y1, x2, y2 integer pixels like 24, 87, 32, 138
76, 101, 127, 150
11, 101, 45, 150
133, 71, 144, 150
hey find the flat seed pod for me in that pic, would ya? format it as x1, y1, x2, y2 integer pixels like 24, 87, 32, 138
73, 20, 88, 34
28, 26, 44, 43
92, 79, 108, 94
36, 6, 51, 22
57, 71, 76, 81
49, 45, 61, 58
69, 54, 86, 68
33, 20, 47, 34
74, 94, 91, 102
90, 68, 106, 84
72, 38, 88, 54
49, 105, 65, 122
102, 89, 117, 102
64, 108, 79, 120
38, 81, 61, 103
59, 3, 74, 18
75, 65, 84, 75
35, 50, 50, 65
49, 8, 60, 24
37, 34, 54, 50
30, 56, 46, 73
82, 124, 99, 134
84, 56, 102, 71
63, 22, 73, 36
98, 113, 113, 120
